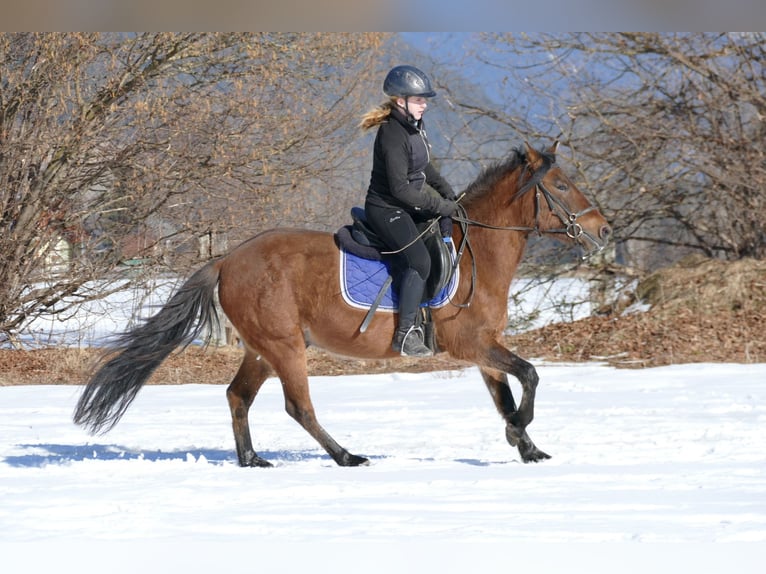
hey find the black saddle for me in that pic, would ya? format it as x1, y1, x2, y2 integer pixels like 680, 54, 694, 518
335, 207, 455, 301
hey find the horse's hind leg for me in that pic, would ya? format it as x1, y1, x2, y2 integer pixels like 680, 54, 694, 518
270, 342, 369, 467
227, 350, 274, 467
480, 359, 551, 463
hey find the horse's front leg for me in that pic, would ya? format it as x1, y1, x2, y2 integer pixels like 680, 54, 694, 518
479, 345, 551, 463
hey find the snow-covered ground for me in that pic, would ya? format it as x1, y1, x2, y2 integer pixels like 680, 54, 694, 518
2, 362, 765, 572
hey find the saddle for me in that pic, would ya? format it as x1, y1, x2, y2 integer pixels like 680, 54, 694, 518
335, 207, 456, 303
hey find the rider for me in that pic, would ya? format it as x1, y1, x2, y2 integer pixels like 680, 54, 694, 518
361, 65, 458, 357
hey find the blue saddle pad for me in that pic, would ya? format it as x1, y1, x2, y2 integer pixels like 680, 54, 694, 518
339, 239, 459, 311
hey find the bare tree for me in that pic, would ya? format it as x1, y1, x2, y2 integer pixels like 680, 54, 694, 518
0, 32, 387, 341
438, 32, 766, 271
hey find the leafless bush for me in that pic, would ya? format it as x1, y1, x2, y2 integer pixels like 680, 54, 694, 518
1, 32, 387, 340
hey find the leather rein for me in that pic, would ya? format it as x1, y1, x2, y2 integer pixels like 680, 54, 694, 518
446, 178, 604, 309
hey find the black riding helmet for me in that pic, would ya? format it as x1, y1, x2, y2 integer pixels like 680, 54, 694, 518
383, 65, 436, 98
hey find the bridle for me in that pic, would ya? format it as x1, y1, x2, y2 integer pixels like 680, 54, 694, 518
446, 163, 606, 308
452, 169, 606, 257
531, 180, 605, 256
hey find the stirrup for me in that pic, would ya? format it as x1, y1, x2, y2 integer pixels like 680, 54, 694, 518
393, 326, 433, 358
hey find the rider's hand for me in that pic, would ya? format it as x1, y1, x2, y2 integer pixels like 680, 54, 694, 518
437, 198, 457, 217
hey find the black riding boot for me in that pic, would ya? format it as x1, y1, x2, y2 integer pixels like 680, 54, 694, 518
392, 269, 433, 357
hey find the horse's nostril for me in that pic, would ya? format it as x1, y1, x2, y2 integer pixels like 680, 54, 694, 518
600, 225, 612, 241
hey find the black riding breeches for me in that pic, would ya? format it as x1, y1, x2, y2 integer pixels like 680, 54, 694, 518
364, 203, 431, 281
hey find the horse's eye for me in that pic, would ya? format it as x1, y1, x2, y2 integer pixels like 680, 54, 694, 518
556, 183, 568, 192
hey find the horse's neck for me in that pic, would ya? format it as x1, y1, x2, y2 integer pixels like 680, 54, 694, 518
467, 181, 536, 231
464, 185, 535, 289
472, 225, 528, 289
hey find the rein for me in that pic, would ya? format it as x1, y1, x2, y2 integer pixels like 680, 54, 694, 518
447, 173, 604, 309
379, 218, 441, 256
453, 182, 604, 255
377, 156, 605, 311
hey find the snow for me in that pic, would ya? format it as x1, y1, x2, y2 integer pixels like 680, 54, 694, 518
2, 362, 765, 572
13, 277, 181, 348
506, 276, 596, 331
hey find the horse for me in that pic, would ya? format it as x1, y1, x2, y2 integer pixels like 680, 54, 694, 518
73, 141, 611, 467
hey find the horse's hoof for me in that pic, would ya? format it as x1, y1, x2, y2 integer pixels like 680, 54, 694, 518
507, 425, 551, 463
240, 454, 274, 468
521, 447, 551, 463
338, 453, 370, 467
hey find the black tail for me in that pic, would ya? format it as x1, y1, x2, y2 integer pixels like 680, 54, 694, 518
73, 262, 221, 435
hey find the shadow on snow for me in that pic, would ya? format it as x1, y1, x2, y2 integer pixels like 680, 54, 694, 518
4, 445, 510, 468
4, 443, 339, 467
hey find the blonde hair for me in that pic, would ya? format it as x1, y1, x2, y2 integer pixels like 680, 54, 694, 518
359, 98, 398, 131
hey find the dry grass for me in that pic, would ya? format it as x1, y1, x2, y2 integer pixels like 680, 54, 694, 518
509, 255, 766, 367
1, 256, 764, 386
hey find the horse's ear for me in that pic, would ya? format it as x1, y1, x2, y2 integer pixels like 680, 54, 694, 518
548, 140, 559, 155
524, 141, 543, 169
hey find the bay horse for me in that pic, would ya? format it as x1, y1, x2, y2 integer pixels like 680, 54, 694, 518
73, 141, 611, 467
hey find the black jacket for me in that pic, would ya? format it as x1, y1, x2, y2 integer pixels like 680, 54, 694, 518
365, 107, 455, 216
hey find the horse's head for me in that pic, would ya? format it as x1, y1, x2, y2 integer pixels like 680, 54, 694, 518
521, 141, 611, 257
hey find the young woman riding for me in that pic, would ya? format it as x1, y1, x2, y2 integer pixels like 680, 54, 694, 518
360, 65, 458, 357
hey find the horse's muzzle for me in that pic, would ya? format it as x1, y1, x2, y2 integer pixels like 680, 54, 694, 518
579, 223, 612, 259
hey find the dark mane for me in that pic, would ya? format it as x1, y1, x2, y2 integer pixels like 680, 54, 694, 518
462, 145, 556, 204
